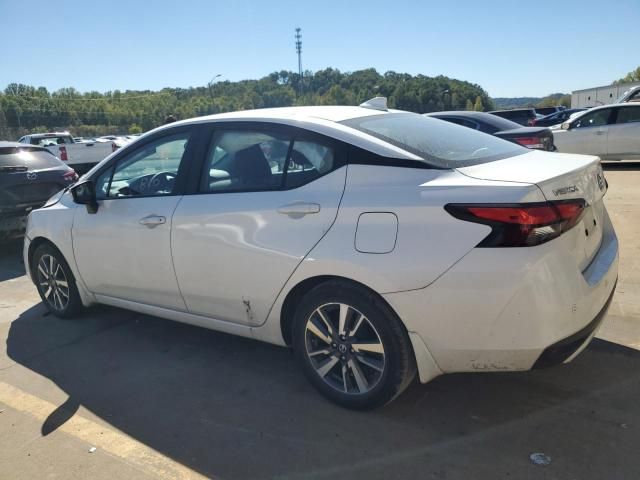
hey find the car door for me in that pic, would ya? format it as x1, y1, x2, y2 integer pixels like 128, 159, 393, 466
171, 123, 347, 326
72, 127, 197, 310
605, 106, 640, 159
561, 108, 613, 155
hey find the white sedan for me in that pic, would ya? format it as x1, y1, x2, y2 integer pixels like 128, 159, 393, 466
24, 99, 618, 409
553, 103, 640, 160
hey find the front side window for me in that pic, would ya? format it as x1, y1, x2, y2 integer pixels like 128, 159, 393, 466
615, 107, 640, 124
573, 109, 611, 129
342, 113, 525, 168
95, 132, 190, 199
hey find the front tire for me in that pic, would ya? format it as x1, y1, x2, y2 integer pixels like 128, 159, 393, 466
293, 281, 416, 410
32, 243, 82, 318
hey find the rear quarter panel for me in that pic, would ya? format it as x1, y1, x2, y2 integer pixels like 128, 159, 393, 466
255, 164, 545, 345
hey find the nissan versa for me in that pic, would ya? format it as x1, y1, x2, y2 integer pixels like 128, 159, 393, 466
24, 99, 618, 409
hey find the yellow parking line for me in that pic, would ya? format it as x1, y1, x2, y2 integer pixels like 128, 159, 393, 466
0, 381, 209, 480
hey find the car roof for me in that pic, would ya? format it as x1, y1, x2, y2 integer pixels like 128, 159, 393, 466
148, 106, 423, 160
0, 141, 49, 149
27, 132, 72, 138
488, 108, 535, 113
181, 105, 393, 124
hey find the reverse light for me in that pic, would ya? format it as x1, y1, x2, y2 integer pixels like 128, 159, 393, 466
445, 200, 587, 247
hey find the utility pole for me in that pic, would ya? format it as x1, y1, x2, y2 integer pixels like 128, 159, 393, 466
295, 27, 303, 95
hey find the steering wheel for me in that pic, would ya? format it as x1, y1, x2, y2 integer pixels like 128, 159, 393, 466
148, 171, 176, 193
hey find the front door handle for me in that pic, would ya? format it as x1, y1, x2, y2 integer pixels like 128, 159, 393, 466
139, 215, 166, 227
596, 130, 606, 135
277, 202, 321, 217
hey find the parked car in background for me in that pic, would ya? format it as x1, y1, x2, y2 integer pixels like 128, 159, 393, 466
488, 108, 538, 126
18, 132, 117, 174
553, 104, 640, 160
616, 85, 640, 103
1, 142, 77, 239
531, 108, 588, 127
24, 100, 617, 409
426, 111, 556, 151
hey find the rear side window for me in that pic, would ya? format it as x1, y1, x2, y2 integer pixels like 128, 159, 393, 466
202, 130, 291, 192
31, 136, 73, 146
341, 113, 525, 168
201, 130, 337, 192
0, 147, 61, 169
615, 107, 640, 124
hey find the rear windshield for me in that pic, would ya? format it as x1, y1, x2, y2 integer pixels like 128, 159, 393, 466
341, 113, 526, 168
0, 147, 62, 169
30, 135, 74, 146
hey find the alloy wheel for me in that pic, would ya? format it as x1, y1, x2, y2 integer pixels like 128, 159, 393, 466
36, 254, 70, 311
304, 302, 386, 395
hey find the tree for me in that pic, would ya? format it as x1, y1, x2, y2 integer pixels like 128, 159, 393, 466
614, 66, 640, 85
473, 96, 484, 111
0, 68, 493, 139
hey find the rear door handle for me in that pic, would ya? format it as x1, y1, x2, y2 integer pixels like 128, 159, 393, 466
139, 214, 166, 227
277, 202, 321, 216
596, 130, 606, 135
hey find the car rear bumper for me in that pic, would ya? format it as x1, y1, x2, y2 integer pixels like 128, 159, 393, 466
384, 207, 619, 381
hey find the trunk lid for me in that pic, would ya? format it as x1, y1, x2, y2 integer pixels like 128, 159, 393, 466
456, 150, 607, 270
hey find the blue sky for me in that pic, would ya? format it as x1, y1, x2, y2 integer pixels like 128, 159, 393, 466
1, 0, 638, 97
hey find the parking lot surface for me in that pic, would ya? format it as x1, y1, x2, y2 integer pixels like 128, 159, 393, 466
1, 163, 639, 480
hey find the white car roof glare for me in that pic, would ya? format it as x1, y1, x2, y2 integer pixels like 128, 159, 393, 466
359, 97, 388, 112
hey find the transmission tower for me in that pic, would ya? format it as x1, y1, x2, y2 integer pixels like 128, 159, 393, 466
295, 27, 303, 95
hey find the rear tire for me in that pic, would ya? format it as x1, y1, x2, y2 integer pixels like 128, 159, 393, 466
32, 244, 82, 318
292, 280, 416, 410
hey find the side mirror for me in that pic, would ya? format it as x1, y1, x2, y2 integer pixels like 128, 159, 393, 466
71, 180, 99, 214
561, 122, 571, 130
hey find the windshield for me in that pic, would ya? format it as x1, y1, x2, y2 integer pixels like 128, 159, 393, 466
341, 113, 526, 168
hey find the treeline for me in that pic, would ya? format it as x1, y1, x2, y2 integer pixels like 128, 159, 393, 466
493, 93, 571, 110
0, 68, 493, 139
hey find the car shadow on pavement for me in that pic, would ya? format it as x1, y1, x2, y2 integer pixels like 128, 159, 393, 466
0, 238, 25, 281
6, 304, 640, 480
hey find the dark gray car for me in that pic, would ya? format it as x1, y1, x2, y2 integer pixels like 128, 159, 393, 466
425, 111, 556, 151
0, 142, 77, 238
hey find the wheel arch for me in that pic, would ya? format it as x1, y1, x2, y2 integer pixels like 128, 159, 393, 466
27, 237, 62, 280
279, 275, 409, 347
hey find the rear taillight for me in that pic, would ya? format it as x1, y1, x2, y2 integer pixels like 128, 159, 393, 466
111, 142, 118, 152
445, 200, 586, 247
63, 170, 79, 182
529, 119, 537, 126
59, 146, 68, 161
513, 136, 545, 149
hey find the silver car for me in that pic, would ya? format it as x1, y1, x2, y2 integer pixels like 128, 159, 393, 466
554, 103, 640, 160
